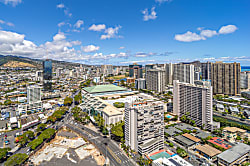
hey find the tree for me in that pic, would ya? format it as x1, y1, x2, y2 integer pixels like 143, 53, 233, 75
176, 147, 187, 158
111, 121, 124, 140
236, 136, 241, 140
0, 148, 11, 161
36, 123, 47, 132
169, 143, 174, 147
5, 153, 28, 166
63, 97, 73, 106
180, 115, 187, 122
4, 100, 11, 106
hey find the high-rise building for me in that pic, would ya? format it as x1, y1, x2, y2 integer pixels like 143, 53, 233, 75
27, 86, 42, 112
201, 62, 212, 81
173, 80, 214, 131
125, 101, 164, 155
146, 69, 165, 93
165, 63, 194, 85
129, 64, 143, 79
135, 78, 146, 90
240, 71, 250, 90
211, 62, 240, 95
43, 59, 52, 92
101, 65, 113, 76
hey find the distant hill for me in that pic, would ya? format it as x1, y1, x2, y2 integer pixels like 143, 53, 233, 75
3, 61, 36, 68
0, 55, 81, 69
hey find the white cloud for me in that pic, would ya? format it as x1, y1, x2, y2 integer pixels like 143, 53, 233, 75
81, 45, 100, 52
219, 25, 238, 34
119, 46, 125, 49
0, 30, 24, 44
56, 3, 65, 8
53, 32, 66, 41
175, 24, 238, 42
100, 26, 122, 40
58, 22, 65, 27
64, 9, 72, 17
142, 7, 157, 21
155, 0, 172, 3
88, 24, 106, 31
0, 19, 14, 27
120, 59, 155, 64
200, 29, 217, 38
175, 31, 206, 42
74, 20, 84, 28
1, 0, 22, 6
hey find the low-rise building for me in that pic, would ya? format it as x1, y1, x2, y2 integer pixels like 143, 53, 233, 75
217, 143, 250, 166
216, 104, 225, 112
208, 137, 232, 150
152, 154, 192, 166
222, 127, 248, 142
195, 144, 221, 160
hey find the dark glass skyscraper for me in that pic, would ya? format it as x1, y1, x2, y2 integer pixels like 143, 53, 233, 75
43, 59, 52, 91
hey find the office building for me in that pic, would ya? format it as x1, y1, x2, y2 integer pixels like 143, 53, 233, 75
173, 80, 213, 131
165, 63, 194, 85
27, 86, 42, 112
211, 62, 240, 95
146, 69, 165, 93
135, 78, 146, 90
43, 59, 52, 92
240, 71, 250, 89
35, 70, 43, 81
101, 65, 113, 76
125, 101, 164, 155
129, 64, 143, 79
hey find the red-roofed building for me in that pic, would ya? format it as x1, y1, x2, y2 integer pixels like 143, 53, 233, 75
207, 137, 232, 150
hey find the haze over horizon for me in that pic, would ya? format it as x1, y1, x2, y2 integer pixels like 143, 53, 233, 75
0, 0, 250, 65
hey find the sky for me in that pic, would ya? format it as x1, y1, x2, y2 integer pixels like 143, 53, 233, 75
0, 0, 250, 65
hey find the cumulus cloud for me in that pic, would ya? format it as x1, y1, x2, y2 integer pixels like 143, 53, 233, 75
0, 0, 22, 6
200, 29, 217, 38
81, 45, 100, 52
74, 20, 84, 28
100, 26, 122, 40
175, 24, 237, 42
120, 59, 155, 64
119, 46, 125, 49
175, 31, 206, 42
0, 30, 24, 44
53, 32, 66, 41
58, 22, 65, 27
88, 24, 106, 31
218, 25, 238, 34
0, 19, 14, 27
56, 3, 65, 8
142, 7, 157, 21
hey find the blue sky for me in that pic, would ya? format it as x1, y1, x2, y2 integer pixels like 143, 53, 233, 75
0, 0, 250, 65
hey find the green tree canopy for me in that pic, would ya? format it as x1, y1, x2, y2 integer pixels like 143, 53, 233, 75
5, 153, 28, 166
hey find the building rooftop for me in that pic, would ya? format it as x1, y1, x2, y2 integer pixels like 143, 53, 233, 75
208, 137, 232, 150
174, 135, 196, 147
148, 149, 172, 161
217, 143, 250, 164
195, 144, 221, 157
182, 133, 201, 143
223, 127, 246, 133
83, 84, 127, 94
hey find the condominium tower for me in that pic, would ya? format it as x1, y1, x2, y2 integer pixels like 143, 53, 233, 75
173, 80, 213, 131
165, 63, 194, 85
211, 62, 240, 95
125, 101, 164, 155
27, 86, 42, 112
146, 69, 165, 93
